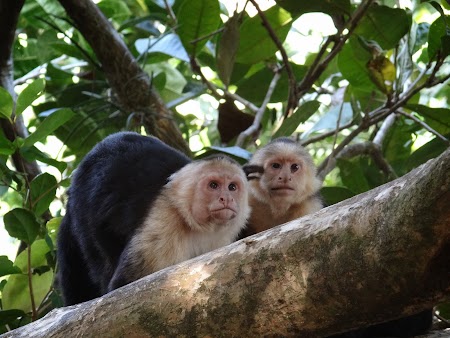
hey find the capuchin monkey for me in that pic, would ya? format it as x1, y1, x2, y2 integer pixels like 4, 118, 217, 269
57, 132, 250, 305
241, 137, 323, 237
241, 138, 432, 338
109, 156, 250, 290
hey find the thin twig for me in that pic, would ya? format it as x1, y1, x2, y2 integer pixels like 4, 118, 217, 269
373, 114, 396, 146
397, 109, 450, 145
27, 245, 37, 321
236, 68, 282, 147
163, 0, 176, 23
297, 0, 376, 98
247, 0, 297, 117
190, 58, 259, 113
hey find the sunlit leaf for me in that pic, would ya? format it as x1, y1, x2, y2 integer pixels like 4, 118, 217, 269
2, 240, 53, 312
0, 87, 14, 120
273, 101, 320, 138
15, 78, 45, 118
4, 208, 40, 245
30, 173, 58, 216
136, 34, 190, 62
177, 0, 221, 56
355, 5, 410, 50
236, 6, 292, 64
23, 108, 74, 148
302, 103, 353, 139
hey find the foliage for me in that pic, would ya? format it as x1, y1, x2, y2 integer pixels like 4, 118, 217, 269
1, 0, 449, 332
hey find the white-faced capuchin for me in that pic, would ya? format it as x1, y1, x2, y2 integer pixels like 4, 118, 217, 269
108, 155, 250, 290
242, 138, 432, 338
57, 132, 250, 305
241, 137, 323, 237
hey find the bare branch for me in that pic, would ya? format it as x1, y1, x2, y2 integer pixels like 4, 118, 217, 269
236, 68, 282, 147
248, 0, 297, 117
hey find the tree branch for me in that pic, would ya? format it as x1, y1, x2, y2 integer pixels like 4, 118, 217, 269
57, 0, 190, 154
248, 0, 297, 117
236, 67, 282, 147
4, 148, 450, 337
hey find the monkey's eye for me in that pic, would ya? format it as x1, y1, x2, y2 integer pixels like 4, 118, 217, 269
228, 183, 237, 191
209, 181, 219, 189
291, 164, 300, 172
271, 163, 281, 169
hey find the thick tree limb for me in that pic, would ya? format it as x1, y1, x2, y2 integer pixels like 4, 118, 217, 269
3, 148, 450, 337
57, 0, 190, 154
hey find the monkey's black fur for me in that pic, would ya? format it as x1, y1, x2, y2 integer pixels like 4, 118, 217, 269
57, 132, 191, 305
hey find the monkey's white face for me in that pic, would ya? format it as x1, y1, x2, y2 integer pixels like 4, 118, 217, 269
261, 155, 305, 201
192, 170, 248, 226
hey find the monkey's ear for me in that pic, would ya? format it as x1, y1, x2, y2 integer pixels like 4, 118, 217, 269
243, 165, 264, 180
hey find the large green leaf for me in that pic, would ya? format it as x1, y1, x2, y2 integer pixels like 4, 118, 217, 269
3, 208, 40, 245
355, 5, 410, 50
320, 186, 355, 206
336, 158, 371, 194
15, 78, 45, 118
406, 136, 449, 171
236, 6, 292, 64
0, 256, 22, 277
2, 240, 53, 312
275, 0, 351, 18
177, 0, 221, 56
273, 101, 320, 138
338, 37, 378, 92
30, 173, 58, 216
428, 15, 450, 61
406, 104, 450, 135
20, 146, 68, 173
23, 108, 74, 148
301, 103, 353, 139
217, 12, 240, 87
0, 87, 13, 120
135, 34, 190, 62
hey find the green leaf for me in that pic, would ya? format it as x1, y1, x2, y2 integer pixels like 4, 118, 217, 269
275, 0, 351, 17
4, 208, 40, 245
136, 34, 190, 62
217, 12, 241, 86
273, 101, 320, 138
0, 131, 15, 156
236, 6, 292, 64
177, 0, 221, 56
23, 108, 74, 148
302, 103, 353, 139
205, 146, 252, 162
21, 146, 67, 173
338, 37, 378, 92
406, 136, 449, 171
2, 240, 53, 312
406, 104, 450, 135
428, 15, 450, 60
336, 158, 371, 194
0, 309, 27, 327
15, 78, 45, 118
0, 256, 22, 277
30, 173, 58, 216
0, 87, 14, 120
320, 186, 356, 206
355, 5, 410, 50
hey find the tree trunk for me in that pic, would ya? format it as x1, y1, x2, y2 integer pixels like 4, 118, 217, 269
57, 0, 190, 155
3, 148, 449, 337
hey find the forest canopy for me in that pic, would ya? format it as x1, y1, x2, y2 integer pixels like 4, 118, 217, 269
0, 0, 450, 334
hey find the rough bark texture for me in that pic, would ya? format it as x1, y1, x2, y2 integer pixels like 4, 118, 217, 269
57, 0, 190, 155
3, 149, 450, 337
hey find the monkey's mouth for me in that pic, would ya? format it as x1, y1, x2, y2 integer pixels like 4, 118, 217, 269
211, 207, 237, 220
271, 187, 295, 195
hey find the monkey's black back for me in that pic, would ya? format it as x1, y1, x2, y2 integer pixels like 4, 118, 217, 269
57, 132, 191, 305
